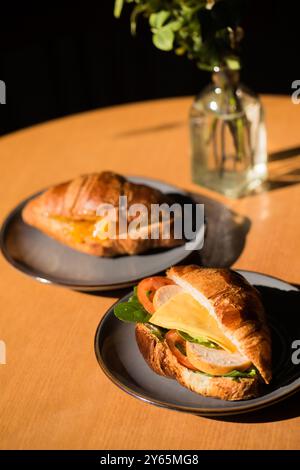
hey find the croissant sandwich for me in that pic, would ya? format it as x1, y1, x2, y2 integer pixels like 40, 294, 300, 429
114, 266, 272, 401
22, 171, 184, 257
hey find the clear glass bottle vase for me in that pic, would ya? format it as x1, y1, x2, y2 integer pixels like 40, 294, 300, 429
190, 70, 267, 198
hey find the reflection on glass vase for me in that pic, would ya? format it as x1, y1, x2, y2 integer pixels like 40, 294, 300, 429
190, 70, 268, 198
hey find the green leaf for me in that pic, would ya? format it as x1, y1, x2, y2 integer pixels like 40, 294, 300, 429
178, 330, 220, 349
113, 0, 244, 78
145, 323, 167, 341
166, 20, 182, 32
197, 62, 215, 72
114, 288, 151, 323
223, 367, 257, 378
114, 0, 124, 18
149, 10, 170, 29
225, 56, 241, 70
153, 29, 174, 51
196, 367, 257, 380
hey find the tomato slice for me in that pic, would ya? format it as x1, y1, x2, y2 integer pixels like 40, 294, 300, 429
137, 276, 174, 314
165, 330, 198, 371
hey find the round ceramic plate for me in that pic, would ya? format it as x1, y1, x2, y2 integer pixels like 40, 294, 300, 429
0, 177, 202, 291
95, 270, 300, 416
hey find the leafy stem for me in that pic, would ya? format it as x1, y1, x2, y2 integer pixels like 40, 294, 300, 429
114, 1, 245, 71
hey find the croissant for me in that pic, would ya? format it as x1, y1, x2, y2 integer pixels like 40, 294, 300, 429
116, 266, 272, 400
22, 171, 184, 257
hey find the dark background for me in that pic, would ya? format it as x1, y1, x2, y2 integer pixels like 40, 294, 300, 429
0, 0, 299, 136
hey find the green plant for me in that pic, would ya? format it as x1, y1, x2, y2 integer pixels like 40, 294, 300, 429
114, 1, 254, 179
114, 0, 244, 71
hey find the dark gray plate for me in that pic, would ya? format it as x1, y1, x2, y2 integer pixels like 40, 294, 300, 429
95, 270, 300, 416
0, 177, 201, 291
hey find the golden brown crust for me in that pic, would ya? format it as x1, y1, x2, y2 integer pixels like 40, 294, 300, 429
135, 323, 261, 401
22, 172, 183, 257
167, 266, 272, 384
135, 323, 175, 378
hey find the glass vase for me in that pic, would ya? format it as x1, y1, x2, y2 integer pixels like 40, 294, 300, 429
190, 70, 267, 198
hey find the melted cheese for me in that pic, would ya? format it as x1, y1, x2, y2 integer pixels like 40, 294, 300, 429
69, 220, 95, 242
52, 216, 109, 243
149, 293, 237, 353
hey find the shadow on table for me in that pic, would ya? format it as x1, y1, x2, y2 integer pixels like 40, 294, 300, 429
250, 145, 300, 194
83, 286, 132, 299
114, 120, 184, 138
209, 390, 300, 423
269, 146, 300, 162
184, 192, 251, 268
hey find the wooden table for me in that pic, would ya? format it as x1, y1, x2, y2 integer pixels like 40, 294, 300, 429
0, 96, 300, 450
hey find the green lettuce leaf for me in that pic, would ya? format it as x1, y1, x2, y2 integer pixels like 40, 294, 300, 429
223, 368, 257, 378
144, 323, 167, 341
114, 287, 151, 323
196, 367, 257, 380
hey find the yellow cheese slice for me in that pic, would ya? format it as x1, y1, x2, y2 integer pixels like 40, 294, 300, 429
149, 292, 237, 353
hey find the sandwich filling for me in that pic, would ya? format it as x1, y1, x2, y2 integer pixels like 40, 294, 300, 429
149, 292, 237, 353
114, 276, 257, 379
51, 216, 110, 243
